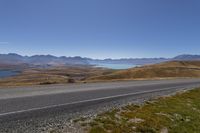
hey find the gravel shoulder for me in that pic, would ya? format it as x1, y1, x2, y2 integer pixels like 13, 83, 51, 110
1, 84, 199, 133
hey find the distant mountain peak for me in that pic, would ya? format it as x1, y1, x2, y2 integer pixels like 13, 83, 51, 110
173, 54, 200, 60
0, 53, 89, 66
1, 53, 200, 67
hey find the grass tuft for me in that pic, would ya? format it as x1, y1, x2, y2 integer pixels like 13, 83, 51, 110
84, 88, 200, 133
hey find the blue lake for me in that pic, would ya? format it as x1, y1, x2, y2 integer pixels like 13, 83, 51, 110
94, 63, 138, 69
0, 70, 20, 78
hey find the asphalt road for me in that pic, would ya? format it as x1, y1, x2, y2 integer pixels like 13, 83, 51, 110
0, 79, 200, 122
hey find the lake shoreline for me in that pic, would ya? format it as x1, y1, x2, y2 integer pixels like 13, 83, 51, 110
0, 69, 21, 79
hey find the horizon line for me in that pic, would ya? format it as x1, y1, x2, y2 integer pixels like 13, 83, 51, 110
0, 52, 198, 60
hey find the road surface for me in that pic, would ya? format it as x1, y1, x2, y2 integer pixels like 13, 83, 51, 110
0, 79, 200, 122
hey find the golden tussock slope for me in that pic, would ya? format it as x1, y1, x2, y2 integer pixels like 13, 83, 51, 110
87, 61, 200, 81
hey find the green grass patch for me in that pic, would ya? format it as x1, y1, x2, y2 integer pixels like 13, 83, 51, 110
85, 88, 200, 133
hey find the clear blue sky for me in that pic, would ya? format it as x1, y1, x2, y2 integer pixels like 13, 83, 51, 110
0, 0, 200, 59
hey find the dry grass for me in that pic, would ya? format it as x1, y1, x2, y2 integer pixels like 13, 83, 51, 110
87, 61, 200, 81
1, 61, 200, 87
83, 88, 200, 133
0, 66, 114, 87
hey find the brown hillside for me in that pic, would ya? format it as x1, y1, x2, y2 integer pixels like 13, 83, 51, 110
87, 61, 200, 81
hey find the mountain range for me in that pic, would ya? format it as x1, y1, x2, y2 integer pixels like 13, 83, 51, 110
0, 53, 200, 67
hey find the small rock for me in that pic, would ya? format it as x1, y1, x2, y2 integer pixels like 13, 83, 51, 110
160, 127, 168, 133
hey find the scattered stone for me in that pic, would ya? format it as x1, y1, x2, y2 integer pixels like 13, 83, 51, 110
128, 118, 144, 123
160, 127, 168, 133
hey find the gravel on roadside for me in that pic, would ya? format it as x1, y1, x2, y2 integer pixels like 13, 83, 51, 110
0, 85, 198, 133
